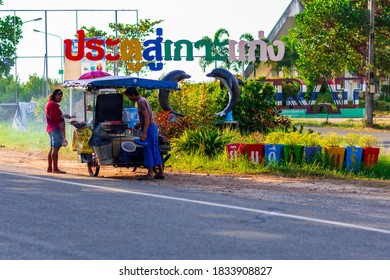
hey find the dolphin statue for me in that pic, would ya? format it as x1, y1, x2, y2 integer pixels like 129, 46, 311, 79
158, 70, 191, 116
206, 68, 241, 117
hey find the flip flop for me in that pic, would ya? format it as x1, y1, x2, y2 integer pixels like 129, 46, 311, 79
52, 170, 66, 174
137, 176, 154, 180
154, 174, 165, 179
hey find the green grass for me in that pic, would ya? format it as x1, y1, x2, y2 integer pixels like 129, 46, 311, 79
292, 118, 390, 131
168, 149, 390, 180
0, 121, 74, 158
0, 121, 48, 151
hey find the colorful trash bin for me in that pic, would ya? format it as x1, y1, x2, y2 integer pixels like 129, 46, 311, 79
345, 146, 363, 172
362, 147, 380, 168
226, 143, 245, 160
245, 144, 264, 164
264, 144, 284, 165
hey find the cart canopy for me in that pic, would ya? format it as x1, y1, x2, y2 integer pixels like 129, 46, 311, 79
63, 76, 180, 92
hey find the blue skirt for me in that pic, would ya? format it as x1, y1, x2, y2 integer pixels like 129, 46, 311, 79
143, 125, 162, 168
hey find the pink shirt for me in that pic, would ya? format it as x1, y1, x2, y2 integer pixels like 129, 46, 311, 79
45, 100, 64, 132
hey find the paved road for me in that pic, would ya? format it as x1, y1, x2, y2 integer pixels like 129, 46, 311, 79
1, 165, 389, 260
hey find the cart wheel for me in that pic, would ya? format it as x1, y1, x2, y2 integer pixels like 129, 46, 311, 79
87, 158, 100, 177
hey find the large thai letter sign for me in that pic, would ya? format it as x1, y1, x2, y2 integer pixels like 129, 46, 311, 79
64, 29, 285, 72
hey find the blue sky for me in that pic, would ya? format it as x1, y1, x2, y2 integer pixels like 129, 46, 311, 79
1, 0, 292, 82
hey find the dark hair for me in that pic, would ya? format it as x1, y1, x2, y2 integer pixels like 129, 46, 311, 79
50, 89, 63, 101
124, 87, 139, 96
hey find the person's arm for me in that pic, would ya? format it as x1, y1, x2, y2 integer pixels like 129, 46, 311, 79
59, 121, 68, 146
140, 109, 150, 141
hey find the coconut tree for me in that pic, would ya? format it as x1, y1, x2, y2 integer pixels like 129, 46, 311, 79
196, 28, 231, 72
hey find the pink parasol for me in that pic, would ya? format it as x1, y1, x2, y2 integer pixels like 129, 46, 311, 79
78, 70, 111, 80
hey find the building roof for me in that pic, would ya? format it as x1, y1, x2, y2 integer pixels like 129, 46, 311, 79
244, 0, 304, 78
267, 0, 304, 41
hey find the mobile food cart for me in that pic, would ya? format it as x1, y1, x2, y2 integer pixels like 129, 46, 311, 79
63, 75, 180, 177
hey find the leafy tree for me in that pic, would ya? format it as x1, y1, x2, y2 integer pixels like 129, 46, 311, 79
235, 79, 291, 133
196, 28, 231, 72
80, 18, 163, 76
292, 0, 390, 125
21, 74, 47, 101
0, 15, 22, 77
291, 0, 368, 83
0, 75, 16, 103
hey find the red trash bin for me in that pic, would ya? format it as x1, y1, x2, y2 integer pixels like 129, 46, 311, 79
245, 144, 264, 164
226, 143, 245, 160
363, 147, 380, 167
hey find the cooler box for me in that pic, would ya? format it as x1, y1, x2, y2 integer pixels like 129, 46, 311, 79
123, 107, 139, 128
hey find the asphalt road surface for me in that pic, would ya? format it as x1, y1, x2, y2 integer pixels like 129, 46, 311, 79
0, 165, 389, 260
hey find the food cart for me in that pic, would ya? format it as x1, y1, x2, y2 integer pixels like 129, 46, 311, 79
63, 75, 180, 177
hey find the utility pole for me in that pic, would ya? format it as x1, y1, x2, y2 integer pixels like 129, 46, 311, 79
365, 0, 375, 126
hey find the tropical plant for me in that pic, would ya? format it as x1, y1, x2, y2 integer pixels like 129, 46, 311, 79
322, 132, 343, 147
196, 28, 231, 72
263, 131, 286, 144
275, 35, 299, 78
302, 131, 323, 147
342, 133, 361, 147
243, 131, 264, 144
173, 127, 238, 158
358, 134, 381, 147
229, 32, 258, 75
282, 131, 305, 146
233, 79, 292, 133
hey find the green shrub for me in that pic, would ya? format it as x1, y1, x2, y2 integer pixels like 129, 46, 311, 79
263, 131, 286, 144
302, 131, 323, 146
322, 132, 343, 146
379, 85, 390, 101
342, 133, 361, 146
358, 134, 381, 147
173, 127, 239, 158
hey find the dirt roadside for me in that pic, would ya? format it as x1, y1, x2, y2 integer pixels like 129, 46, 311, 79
1, 147, 389, 201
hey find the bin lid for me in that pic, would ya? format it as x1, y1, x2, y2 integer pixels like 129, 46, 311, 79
121, 141, 136, 153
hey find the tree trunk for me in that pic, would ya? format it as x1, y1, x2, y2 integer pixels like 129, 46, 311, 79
365, 91, 374, 125
365, 0, 375, 126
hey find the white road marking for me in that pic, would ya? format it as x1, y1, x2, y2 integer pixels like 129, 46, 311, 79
2, 170, 390, 235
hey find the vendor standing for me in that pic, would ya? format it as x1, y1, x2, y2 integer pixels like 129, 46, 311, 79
124, 87, 165, 180
45, 89, 74, 174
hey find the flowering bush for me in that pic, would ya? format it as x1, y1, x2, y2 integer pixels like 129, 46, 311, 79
155, 110, 195, 139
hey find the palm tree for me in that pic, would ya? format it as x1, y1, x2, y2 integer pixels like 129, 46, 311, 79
274, 35, 299, 78
230, 32, 256, 76
196, 28, 231, 72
